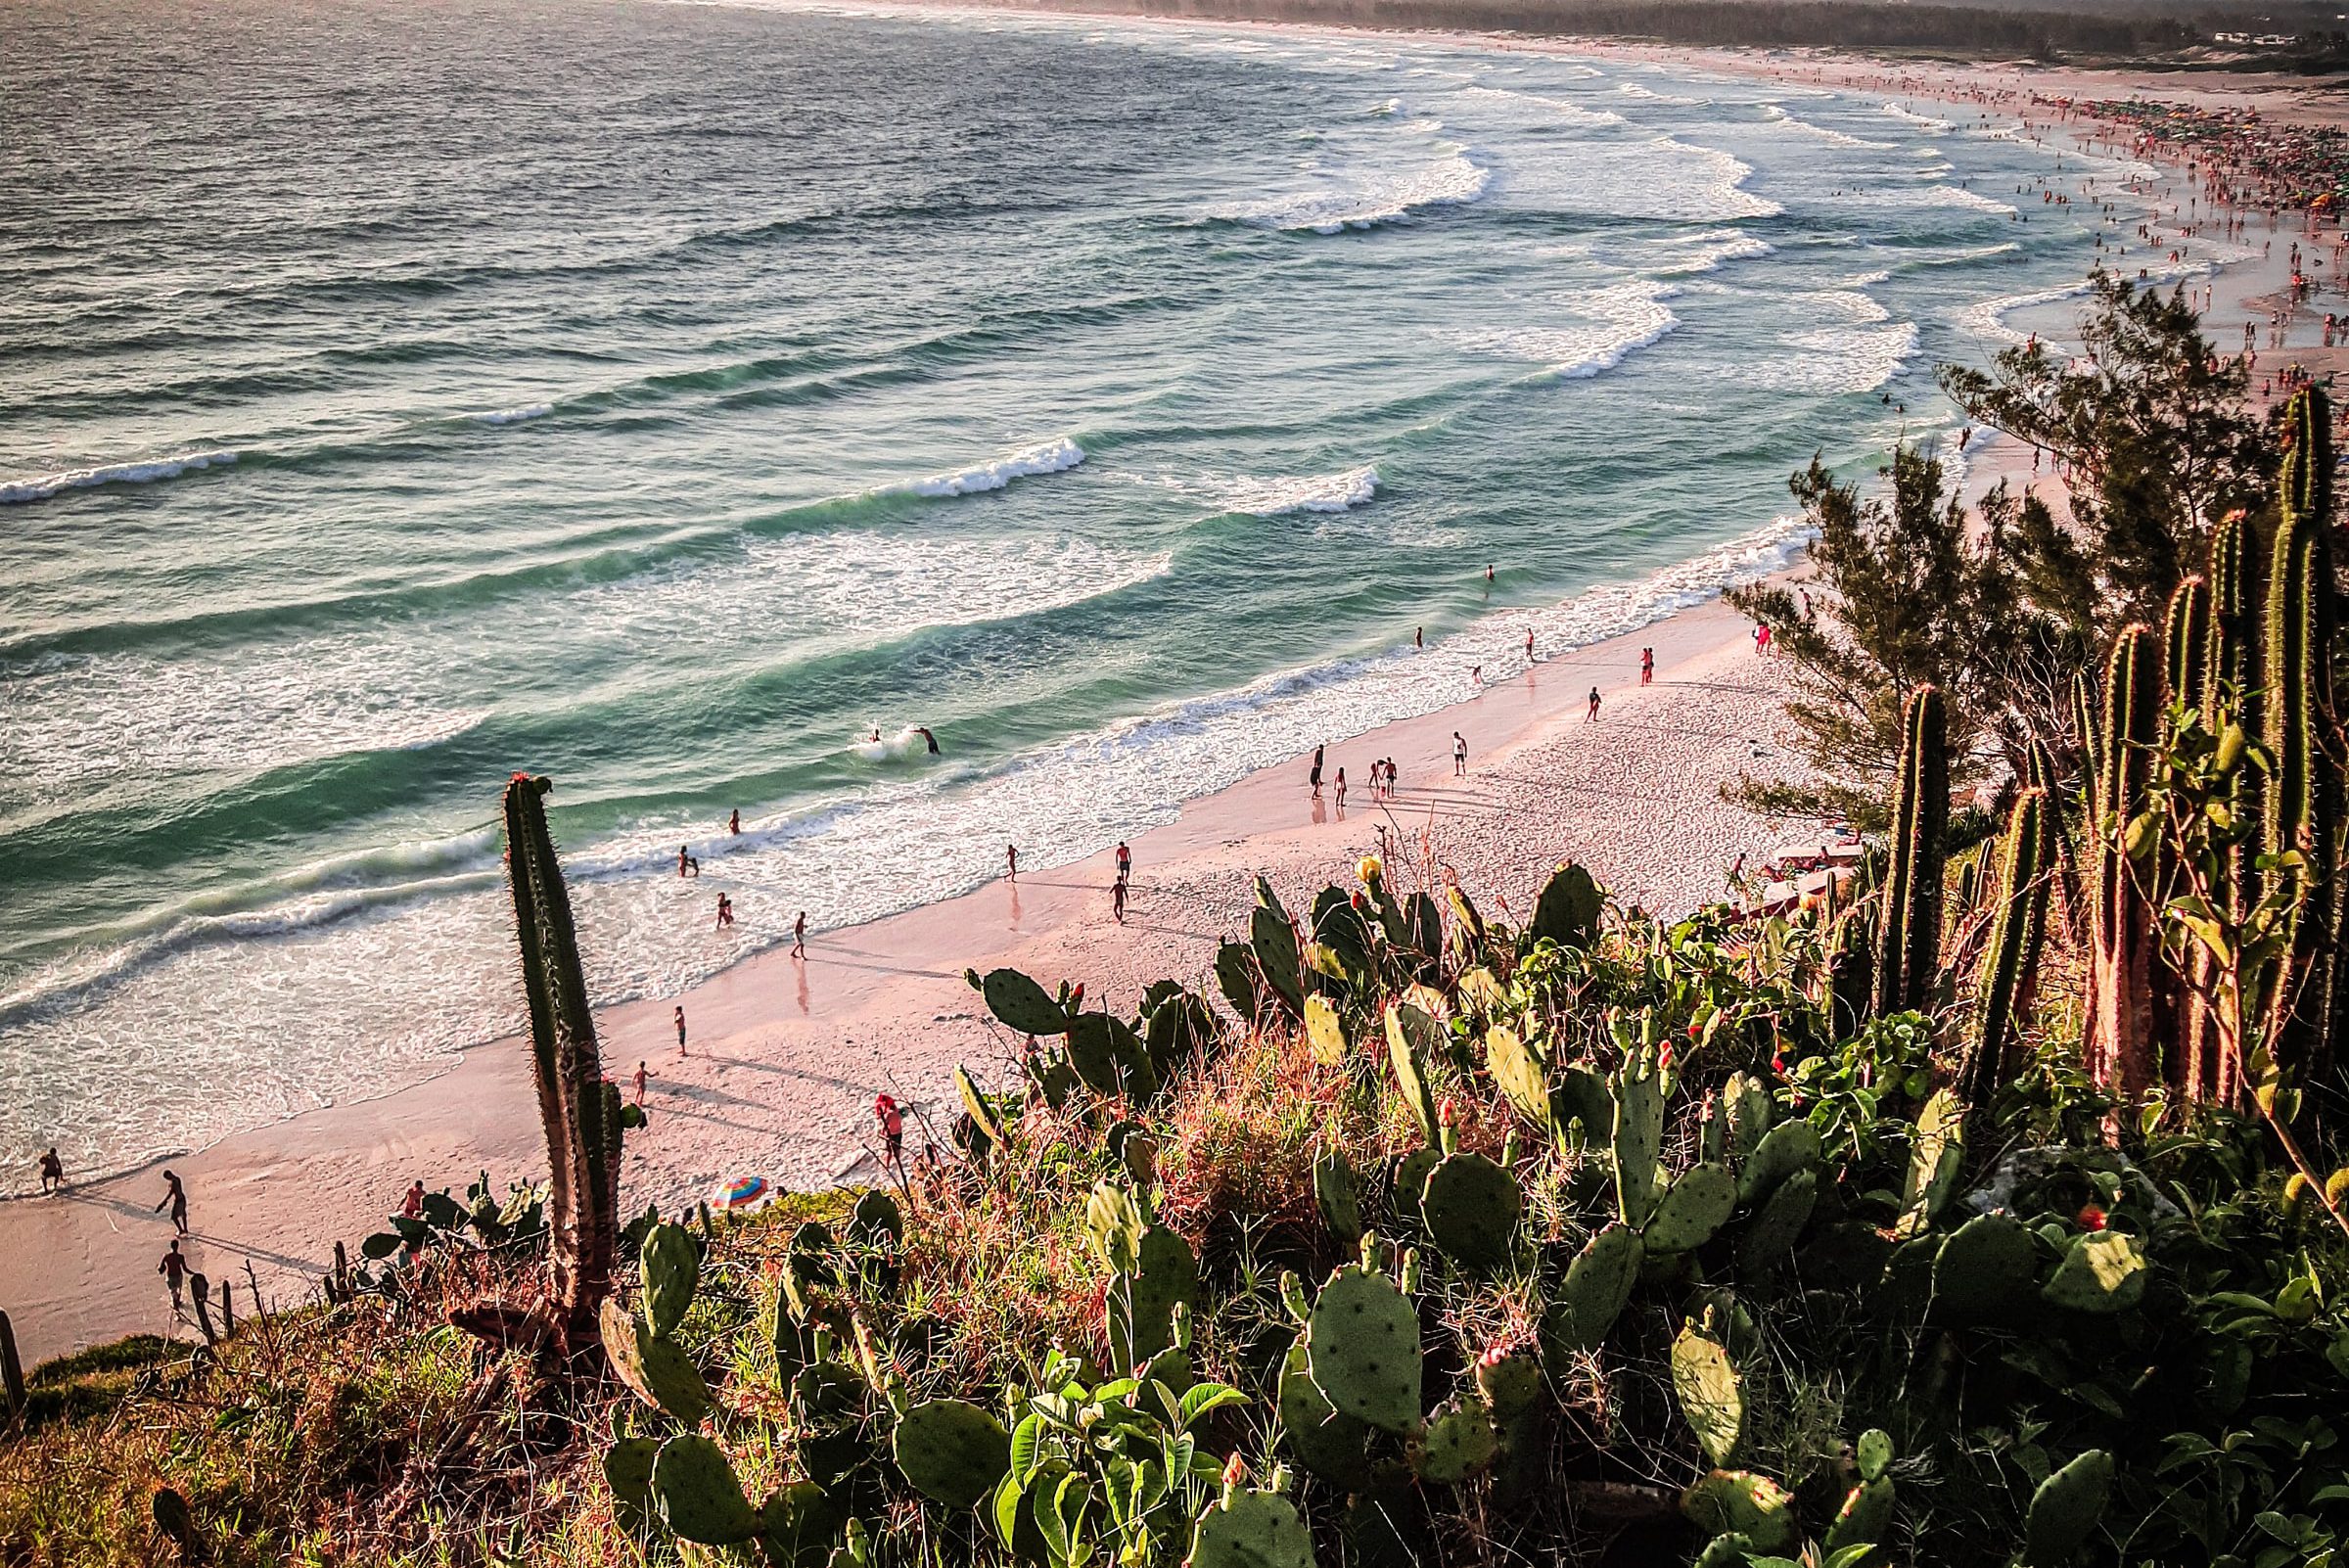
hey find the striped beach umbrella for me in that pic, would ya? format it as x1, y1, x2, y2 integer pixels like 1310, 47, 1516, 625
712, 1175, 768, 1211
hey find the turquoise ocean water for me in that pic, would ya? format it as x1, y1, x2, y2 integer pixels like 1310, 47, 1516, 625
0, 0, 2138, 1190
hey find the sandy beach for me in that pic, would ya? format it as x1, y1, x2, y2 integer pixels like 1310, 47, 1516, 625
3, 28, 2329, 1368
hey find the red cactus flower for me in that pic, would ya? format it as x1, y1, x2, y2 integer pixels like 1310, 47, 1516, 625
1222, 1453, 1247, 1487
2078, 1204, 2107, 1231
1658, 1043, 1676, 1070
1439, 1097, 1457, 1127
1771, 1052, 1787, 1075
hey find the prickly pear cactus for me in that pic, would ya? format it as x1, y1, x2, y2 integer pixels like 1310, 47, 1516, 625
1734, 1170, 1817, 1278
1826, 1477, 1896, 1558
1531, 860, 1602, 947
1251, 878, 1305, 1015
1735, 1119, 1819, 1209
1723, 1072, 1773, 1161
1931, 1213, 2036, 1322
2041, 1230, 2146, 1314
2024, 1450, 2114, 1565
1644, 1161, 1735, 1254
1111, 1225, 1199, 1372
954, 1064, 1005, 1152
1420, 1152, 1520, 1271
893, 1398, 1012, 1509
1898, 1088, 1963, 1235
1543, 1222, 1643, 1357
1063, 1012, 1126, 1098
1304, 994, 1349, 1066
1412, 1395, 1498, 1484
1681, 1470, 1797, 1553
640, 1221, 700, 1339
1391, 1145, 1441, 1227
1279, 1341, 1370, 1486
1313, 1146, 1362, 1245
1612, 1050, 1666, 1226
652, 1433, 761, 1545
1386, 1004, 1446, 1144
601, 1299, 713, 1424
1188, 1486, 1316, 1568
604, 1435, 659, 1536
1484, 1025, 1552, 1130
981, 967, 1070, 1037
1306, 1265, 1422, 1435
1671, 1321, 1744, 1466
1216, 940, 1262, 1024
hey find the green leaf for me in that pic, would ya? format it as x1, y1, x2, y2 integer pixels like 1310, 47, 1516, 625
1178, 1383, 1249, 1427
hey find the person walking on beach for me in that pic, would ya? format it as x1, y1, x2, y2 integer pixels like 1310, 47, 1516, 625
156, 1170, 189, 1235
1587, 687, 1602, 722
875, 1092, 904, 1171
632, 1060, 653, 1107
160, 1239, 188, 1312
38, 1147, 64, 1194
1309, 744, 1325, 797
1006, 844, 1019, 883
1112, 874, 1127, 924
792, 910, 807, 959
1116, 841, 1131, 883
1640, 647, 1654, 684
714, 892, 734, 929
674, 1005, 688, 1056
1452, 732, 1467, 777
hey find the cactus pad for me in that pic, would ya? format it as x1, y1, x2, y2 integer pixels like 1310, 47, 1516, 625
600, 1300, 713, 1424
1735, 1120, 1820, 1209
1531, 860, 1602, 947
1420, 1152, 1521, 1271
1474, 1350, 1543, 1421
1306, 1265, 1422, 1435
1392, 1145, 1440, 1226
639, 1221, 700, 1339
1188, 1487, 1317, 1568
1412, 1395, 1498, 1484
1723, 1073, 1773, 1161
2024, 1450, 2113, 1565
1931, 1213, 2036, 1322
1279, 1340, 1370, 1485
1681, 1470, 1797, 1553
1304, 995, 1349, 1066
1063, 1012, 1125, 1098
652, 1433, 760, 1545
1612, 1053, 1666, 1226
604, 1435, 659, 1535
1671, 1321, 1744, 1466
1313, 1146, 1362, 1244
1485, 1025, 1552, 1130
1251, 878, 1304, 1012
1544, 1222, 1643, 1356
1385, 1004, 1446, 1144
1644, 1161, 1735, 1254
981, 967, 1069, 1037
2041, 1230, 2146, 1314
1825, 1477, 1895, 1556
1857, 1429, 1894, 1483
954, 1064, 1004, 1151
893, 1398, 1012, 1509
1734, 1170, 1817, 1278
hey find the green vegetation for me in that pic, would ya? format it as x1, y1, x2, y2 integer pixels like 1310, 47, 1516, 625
4, 298, 2347, 1568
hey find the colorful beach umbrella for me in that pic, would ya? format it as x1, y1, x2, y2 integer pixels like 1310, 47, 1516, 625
712, 1175, 768, 1211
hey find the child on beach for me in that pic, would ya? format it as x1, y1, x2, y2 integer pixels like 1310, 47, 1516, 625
156, 1170, 188, 1235
675, 1005, 688, 1055
38, 1147, 63, 1194
401, 1180, 425, 1220
714, 893, 734, 929
633, 1061, 652, 1107
1588, 687, 1602, 721
1334, 769, 1347, 810
875, 1093, 904, 1170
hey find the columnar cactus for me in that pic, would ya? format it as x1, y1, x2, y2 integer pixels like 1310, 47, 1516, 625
2085, 628, 2163, 1102
2261, 386, 2340, 1071
1960, 788, 2051, 1114
2164, 573, 2211, 718
504, 773, 624, 1339
1875, 686, 1948, 1017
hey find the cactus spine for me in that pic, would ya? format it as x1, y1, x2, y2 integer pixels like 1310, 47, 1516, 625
1961, 787, 2051, 1115
1875, 685, 1948, 1017
504, 773, 624, 1340
2087, 626, 2164, 1104
2261, 386, 2340, 1073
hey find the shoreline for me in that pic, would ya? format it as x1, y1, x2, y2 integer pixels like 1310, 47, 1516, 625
2, 22, 2315, 1366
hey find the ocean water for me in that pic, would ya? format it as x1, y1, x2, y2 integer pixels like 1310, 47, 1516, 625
1, 0, 2128, 1191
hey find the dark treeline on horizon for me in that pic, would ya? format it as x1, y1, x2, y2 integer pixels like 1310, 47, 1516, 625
1063, 0, 2349, 65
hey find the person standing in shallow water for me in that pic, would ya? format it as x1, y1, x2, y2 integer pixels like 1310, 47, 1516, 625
156, 1169, 189, 1234
728, 809, 740, 836
792, 910, 807, 959
1005, 844, 1018, 883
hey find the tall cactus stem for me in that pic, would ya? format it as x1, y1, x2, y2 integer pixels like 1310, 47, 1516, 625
1875, 685, 1949, 1017
1961, 788, 2052, 1117
2088, 625, 2163, 1107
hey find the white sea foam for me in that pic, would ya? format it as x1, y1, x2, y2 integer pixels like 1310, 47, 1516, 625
1210, 146, 1492, 233
1880, 101, 1953, 133
1758, 104, 1894, 150
1657, 229, 1775, 276
0, 449, 239, 505
1955, 283, 2094, 346
901, 436, 1085, 496
1748, 320, 1921, 393
1618, 82, 1710, 107
1837, 184, 2018, 217
1455, 279, 1681, 378
472, 403, 552, 425
1500, 135, 1779, 221
1223, 465, 1381, 516
1456, 85, 1626, 128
